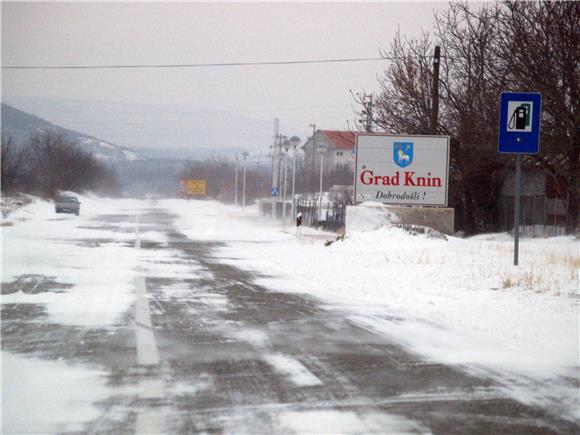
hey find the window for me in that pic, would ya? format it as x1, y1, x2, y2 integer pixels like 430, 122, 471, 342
336, 151, 343, 157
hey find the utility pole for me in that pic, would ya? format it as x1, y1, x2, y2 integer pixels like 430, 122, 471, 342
364, 94, 374, 133
309, 123, 316, 189
431, 45, 441, 134
272, 118, 280, 190
271, 119, 279, 218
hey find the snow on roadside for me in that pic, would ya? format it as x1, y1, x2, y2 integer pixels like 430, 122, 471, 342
1, 352, 110, 433
1, 194, 32, 218
168, 198, 579, 419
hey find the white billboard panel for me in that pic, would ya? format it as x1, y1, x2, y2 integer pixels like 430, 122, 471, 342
354, 134, 450, 206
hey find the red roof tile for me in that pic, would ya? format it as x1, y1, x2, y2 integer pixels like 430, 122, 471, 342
321, 130, 356, 150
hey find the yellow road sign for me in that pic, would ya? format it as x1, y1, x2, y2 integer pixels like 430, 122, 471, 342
186, 179, 206, 196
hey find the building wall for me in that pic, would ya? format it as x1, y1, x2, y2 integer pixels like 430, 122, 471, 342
501, 169, 545, 196
302, 131, 354, 177
497, 169, 572, 235
332, 149, 355, 172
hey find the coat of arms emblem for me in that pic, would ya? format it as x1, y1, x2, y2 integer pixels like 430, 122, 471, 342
393, 142, 413, 168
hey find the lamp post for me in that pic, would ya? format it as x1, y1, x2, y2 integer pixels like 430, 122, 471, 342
289, 136, 301, 220
309, 123, 316, 186
318, 142, 327, 200
242, 151, 249, 211
277, 152, 284, 219
234, 155, 239, 206
282, 138, 291, 221
271, 119, 281, 219
276, 135, 286, 192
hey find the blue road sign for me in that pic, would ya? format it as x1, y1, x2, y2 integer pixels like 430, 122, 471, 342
271, 187, 280, 197
498, 92, 542, 154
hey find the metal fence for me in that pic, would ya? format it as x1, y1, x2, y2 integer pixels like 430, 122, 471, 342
496, 194, 571, 236
296, 198, 346, 231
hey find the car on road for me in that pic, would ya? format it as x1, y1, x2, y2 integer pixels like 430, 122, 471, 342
54, 195, 81, 215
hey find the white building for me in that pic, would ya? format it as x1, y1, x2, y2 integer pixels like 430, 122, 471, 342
301, 130, 356, 178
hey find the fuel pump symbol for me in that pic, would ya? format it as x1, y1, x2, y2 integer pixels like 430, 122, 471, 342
508, 104, 531, 130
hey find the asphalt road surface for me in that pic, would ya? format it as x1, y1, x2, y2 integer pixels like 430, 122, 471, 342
2, 204, 577, 434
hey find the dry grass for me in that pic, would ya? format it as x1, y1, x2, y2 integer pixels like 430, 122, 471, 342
487, 242, 578, 294
500, 269, 551, 292
502, 276, 515, 289
566, 254, 580, 281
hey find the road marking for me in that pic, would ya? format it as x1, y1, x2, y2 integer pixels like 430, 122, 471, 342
264, 353, 322, 387
134, 274, 161, 366
139, 378, 165, 400
135, 216, 141, 249
135, 411, 165, 435
134, 217, 166, 435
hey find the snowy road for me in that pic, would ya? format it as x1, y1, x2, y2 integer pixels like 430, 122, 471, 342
2, 199, 578, 434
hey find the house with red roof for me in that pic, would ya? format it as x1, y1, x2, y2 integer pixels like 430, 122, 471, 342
301, 130, 357, 181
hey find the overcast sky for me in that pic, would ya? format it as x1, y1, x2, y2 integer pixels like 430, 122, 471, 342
2, 1, 447, 150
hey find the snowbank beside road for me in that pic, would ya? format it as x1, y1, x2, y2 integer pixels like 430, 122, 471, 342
169, 199, 579, 418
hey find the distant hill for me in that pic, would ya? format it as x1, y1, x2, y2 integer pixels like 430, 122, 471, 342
1, 103, 141, 162
3, 97, 294, 156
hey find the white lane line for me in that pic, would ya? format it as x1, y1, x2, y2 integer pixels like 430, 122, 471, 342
264, 353, 322, 387
135, 411, 165, 435
134, 216, 166, 435
139, 378, 165, 400
135, 216, 141, 249
134, 274, 161, 366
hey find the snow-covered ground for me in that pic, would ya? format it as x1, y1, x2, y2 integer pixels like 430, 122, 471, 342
1, 195, 162, 432
167, 198, 579, 420
1, 196, 157, 326
1, 195, 578, 428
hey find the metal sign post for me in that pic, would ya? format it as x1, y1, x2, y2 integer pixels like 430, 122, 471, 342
498, 92, 542, 266
513, 155, 522, 265
271, 187, 280, 218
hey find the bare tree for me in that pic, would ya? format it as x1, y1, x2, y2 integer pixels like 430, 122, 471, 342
24, 131, 119, 197
435, 2, 507, 233
1, 136, 25, 193
496, 1, 580, 231
372, 31, 435, 135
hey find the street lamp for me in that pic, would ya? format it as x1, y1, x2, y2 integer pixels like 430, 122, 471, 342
309, 123, 316, 189
289, 135, 301, 220
234, 155, 239, 206
282, 138, 291, 221
318, 142, 327, 200
242, 151, 249, 211
277, 152, 285, 219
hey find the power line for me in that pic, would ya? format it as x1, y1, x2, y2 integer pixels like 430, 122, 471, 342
1, 56, 431, 70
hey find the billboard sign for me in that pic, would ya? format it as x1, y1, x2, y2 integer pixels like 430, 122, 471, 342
354, 134, 450, 206
179, 179, 207, 196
